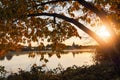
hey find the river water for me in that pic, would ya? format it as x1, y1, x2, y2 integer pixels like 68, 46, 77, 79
0, 49, 95, 73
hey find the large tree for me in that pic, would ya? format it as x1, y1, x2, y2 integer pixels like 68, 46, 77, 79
0, 0, 120, 73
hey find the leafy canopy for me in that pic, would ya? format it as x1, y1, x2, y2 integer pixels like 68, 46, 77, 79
0, 0, 119, 51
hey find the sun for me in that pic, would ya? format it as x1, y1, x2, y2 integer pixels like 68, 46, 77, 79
97, 25, 111, 40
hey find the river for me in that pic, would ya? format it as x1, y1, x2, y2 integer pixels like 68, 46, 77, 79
0, 49, 95, 73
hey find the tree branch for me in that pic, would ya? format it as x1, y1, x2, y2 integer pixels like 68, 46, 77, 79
34, 0, 106, 17
33, 0, 117, 41
33, 0, 68, 8
28, 13, 107, 46
78, 0, 117, 42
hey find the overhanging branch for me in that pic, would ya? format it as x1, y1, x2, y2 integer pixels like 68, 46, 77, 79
33, 0, 117, 41
28, 13, 107, 46
33, 0, 69, 8
34, 0, 106, 18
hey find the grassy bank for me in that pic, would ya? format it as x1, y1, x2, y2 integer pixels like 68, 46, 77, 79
0, 63, 120, 80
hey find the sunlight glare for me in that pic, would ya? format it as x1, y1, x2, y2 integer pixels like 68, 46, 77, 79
97, 25, 111, 40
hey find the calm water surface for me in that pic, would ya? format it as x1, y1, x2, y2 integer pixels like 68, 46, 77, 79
0, 50, 95, 73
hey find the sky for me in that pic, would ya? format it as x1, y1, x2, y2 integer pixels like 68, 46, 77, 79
29, 18, 111, 46
30, 24, 103, 47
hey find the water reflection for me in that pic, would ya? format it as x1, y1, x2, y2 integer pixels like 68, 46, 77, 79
0, 50, 95, 73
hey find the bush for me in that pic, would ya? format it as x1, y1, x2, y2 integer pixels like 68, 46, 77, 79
0, 63, 119, 80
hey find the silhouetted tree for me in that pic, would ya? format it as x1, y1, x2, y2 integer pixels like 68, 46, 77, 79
0, 0, 120, 74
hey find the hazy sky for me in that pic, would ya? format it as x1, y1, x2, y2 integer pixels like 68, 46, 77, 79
30, 24, 99, 46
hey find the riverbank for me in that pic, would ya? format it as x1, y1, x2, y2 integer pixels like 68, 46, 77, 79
0, 63, 120, 80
